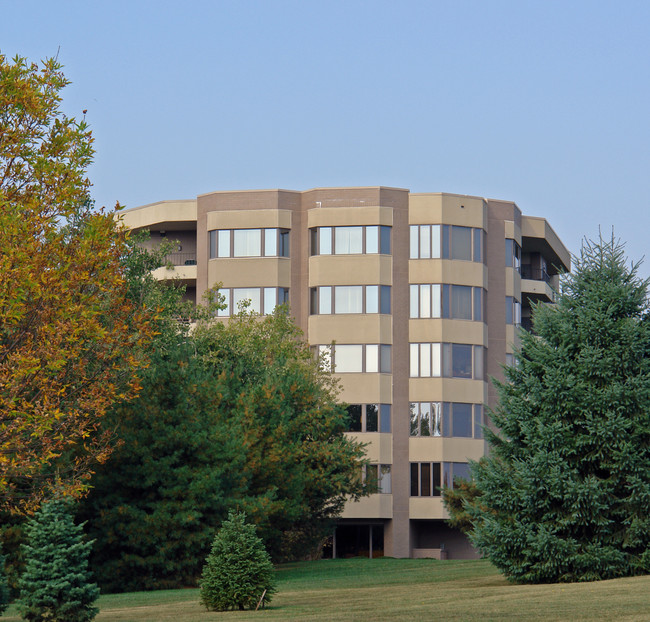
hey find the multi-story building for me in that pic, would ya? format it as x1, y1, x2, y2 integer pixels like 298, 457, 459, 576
121, 186, 570, 560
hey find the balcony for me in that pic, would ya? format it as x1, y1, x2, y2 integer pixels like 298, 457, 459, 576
520, 264, 550, 282
152, 253, 197, 286
164, 252, 197, 266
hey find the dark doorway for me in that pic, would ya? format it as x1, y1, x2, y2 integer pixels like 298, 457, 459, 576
333, 524, 384, 558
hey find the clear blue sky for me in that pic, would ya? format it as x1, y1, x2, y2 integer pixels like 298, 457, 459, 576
3, 0, 649, 276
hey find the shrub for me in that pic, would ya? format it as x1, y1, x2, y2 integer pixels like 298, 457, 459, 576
200, 511, 276, 611
18, 499, 99, 621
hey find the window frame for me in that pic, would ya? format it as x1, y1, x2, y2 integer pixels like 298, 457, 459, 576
346, 403, 391, 433
208, 228, 290, 258
309, 225, 392, 256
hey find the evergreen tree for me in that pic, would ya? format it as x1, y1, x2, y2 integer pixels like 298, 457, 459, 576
200, 511, 276, 611
18, 499, 99, 621
0, 542, 9, 615
465, 236, 650, 583
81, 333, 242, 592
81, 304, 367, 592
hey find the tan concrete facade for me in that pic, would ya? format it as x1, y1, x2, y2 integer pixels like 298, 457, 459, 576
121, 186, 570, 560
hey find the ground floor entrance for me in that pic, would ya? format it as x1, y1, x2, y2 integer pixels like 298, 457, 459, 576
323, 522, 385, 559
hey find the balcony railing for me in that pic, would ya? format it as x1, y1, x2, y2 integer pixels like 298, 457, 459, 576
164, 252, 197, 266
521, 265, 550, 282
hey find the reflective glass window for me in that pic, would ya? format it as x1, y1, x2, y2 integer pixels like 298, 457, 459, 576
379, 465, 391, 493
380, 285, 391, 314
347, 405, 362, 432
474, 404, 483, 439
380, 226, 391, 254
451, 226, 472, 261
380, 404, 391, 433
451, 286, 472, 320
380, 345, 391, 373
453, 403, 472, 437
474, 287, 483, 322
452, 344, 472, 378
366, 404, 378, 432
474, 345, 484, 380
473, 229, 483, 262
279, 229, 290, 257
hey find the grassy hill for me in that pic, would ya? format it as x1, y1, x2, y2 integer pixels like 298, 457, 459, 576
3, 557, 649, 621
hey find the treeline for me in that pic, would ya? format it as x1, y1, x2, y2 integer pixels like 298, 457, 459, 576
0, 54, 367, 596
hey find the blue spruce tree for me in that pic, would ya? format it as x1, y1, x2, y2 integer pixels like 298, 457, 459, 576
19, 499, 99, 621
468, 235, 650, 583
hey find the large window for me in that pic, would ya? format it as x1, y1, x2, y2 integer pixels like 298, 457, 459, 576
410, 461, 470, 496
311, 285, 391, 315
216, 287, 289, 316
346, 404, 391, 433
410, 343, 484, 379
209, 228, 290, 258
310, 225, 391, 255
410, 403, 483, 438
410, 225, 483, 262
505, 238, 521, 271
315, 344, 391, 373
410, 284, 483, 321
442, 462, 471, 490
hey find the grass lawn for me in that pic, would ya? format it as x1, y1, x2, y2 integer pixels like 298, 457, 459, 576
3, 558, 649, 621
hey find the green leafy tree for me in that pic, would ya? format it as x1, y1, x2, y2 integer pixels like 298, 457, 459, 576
194, 308, 368, 561
200, 511, 276, 612
18, 499, 99, 621
465, 235, 650, 583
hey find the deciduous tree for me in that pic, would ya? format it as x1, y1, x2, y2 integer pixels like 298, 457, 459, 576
194, 309, 368, 561
0, 55, 152, 512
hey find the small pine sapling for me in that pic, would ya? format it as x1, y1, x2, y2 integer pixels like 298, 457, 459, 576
200, 511, 276, 611
18, 499, 99, 622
